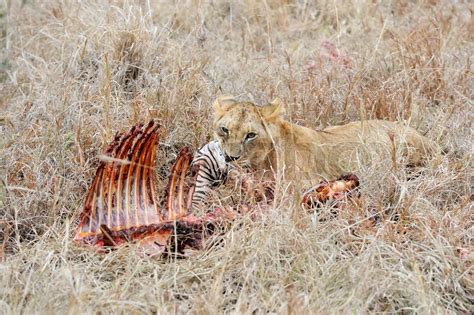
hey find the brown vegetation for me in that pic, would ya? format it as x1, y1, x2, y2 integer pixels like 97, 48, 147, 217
0, 0, 472, 313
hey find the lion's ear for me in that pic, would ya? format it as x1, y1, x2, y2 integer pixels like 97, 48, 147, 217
261, 98, 285, 121
213, 95, 237, 116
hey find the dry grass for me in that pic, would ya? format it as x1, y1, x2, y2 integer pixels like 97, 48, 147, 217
0, 0, 473, 313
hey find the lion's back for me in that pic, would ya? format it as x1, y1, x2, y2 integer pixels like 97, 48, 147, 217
319, 120, 438, 170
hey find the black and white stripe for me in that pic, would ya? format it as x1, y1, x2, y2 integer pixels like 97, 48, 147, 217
191, 140, 231, 207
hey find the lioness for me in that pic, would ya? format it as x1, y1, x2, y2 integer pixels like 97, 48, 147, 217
213, 96, 437, 185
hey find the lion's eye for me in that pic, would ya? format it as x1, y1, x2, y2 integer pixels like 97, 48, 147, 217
219, 126, 229, 136
245, 132, 257, 141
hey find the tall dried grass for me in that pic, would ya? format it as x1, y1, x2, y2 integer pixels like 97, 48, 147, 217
0, 0, 472, 313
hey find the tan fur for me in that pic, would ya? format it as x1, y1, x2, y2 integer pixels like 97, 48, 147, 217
213, 96, 437, 185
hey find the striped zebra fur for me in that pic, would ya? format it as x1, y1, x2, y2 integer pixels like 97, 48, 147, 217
190, 140, 231, 207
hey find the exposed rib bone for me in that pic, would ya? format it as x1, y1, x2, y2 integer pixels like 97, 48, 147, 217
74, 121, 166, 244
163, 148, 192, 220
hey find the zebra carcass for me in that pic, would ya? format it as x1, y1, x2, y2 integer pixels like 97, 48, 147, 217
74, 121, 236, 257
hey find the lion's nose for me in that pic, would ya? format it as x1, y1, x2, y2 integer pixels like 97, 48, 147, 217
225, 154, 240, 162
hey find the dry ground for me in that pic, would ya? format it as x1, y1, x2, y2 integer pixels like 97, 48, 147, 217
0, 0, 473, 313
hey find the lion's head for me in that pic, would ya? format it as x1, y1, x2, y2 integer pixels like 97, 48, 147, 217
212, 96, 285, 169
